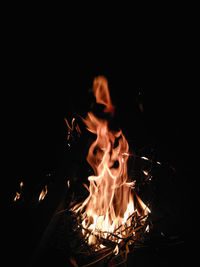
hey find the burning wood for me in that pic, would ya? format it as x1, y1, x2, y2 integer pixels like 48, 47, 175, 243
67, 76, 151, 265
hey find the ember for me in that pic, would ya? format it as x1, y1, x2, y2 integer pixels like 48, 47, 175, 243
69, 76, 151, 264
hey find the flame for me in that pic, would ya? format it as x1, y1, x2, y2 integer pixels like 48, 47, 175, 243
13, 181, 23, 202
92, 76, 115, 116
38, 185, 48, 202
72, 76, 150, 249
14, 192, 21, 202
67, 179, 71, 188
65, 117, 81, 147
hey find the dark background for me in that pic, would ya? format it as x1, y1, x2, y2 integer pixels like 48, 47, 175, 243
6, 33, 189, 266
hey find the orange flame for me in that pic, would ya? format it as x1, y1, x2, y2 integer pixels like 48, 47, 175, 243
13, 181, 23, 202
72, 76, 150, 247
92, 76, 115, 116
38, 185, 48, 202
14, 192, 21, 202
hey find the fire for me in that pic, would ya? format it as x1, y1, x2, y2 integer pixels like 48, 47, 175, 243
72, 76, 150, 251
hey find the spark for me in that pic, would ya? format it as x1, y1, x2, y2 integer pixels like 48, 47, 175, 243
142, 170, 149, 176
141, 156, 149, 161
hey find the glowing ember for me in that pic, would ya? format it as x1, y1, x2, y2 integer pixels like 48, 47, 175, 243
71, 76, 151, 252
